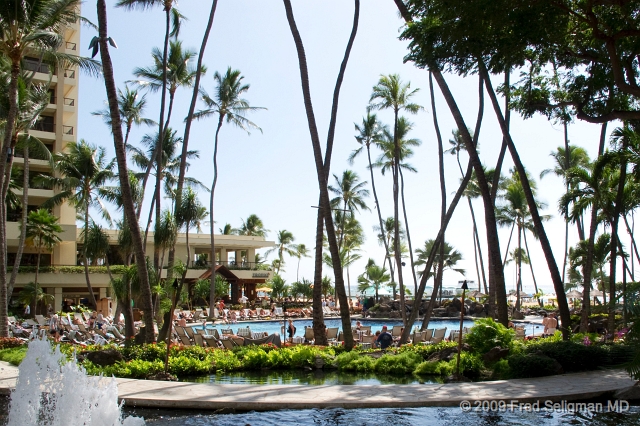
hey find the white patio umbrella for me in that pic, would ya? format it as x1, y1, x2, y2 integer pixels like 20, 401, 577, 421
566, 290, 583, 299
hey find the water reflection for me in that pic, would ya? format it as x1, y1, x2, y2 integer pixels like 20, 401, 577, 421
181, 369, 445, 385
130, 406, 640, 426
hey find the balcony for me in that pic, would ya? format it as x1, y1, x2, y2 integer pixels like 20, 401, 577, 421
199, 260, 272, 271
63, 97, 75, 107
65, 41, 77, 51
63, 125, 74, 135
32, 121, 54, 133
63, 69, 76, 79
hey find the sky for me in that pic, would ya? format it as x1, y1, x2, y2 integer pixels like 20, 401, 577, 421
76, 0, 621, 298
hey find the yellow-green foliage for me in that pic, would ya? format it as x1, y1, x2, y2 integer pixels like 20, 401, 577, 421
448, 351, 484, 378
395, 341, 457, 360
414, 360, 453, 376
0, 346, 28, 366
168, 356, 214, 376
335, 351, 376, 372
491, 358, 511, 379
465, 318, 515, 354
374, 352, 422, 375
210, 349, 241, 372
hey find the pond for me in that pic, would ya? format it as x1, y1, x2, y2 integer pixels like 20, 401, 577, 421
192, 318, 545, 338
125, 405, 640, 425
181, 369, 445, 385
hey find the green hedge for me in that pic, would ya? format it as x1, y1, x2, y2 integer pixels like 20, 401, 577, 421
524, 340, 608, 372
508, 353, 560, 378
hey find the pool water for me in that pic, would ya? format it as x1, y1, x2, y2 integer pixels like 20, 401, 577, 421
193, 318, 545, 338
127, 405, 640, 425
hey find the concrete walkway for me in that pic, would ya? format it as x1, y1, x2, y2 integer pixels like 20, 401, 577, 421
0, 361, 635, 410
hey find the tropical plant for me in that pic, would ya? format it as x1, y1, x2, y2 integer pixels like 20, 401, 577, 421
269, 274, 288, 299
266, 230, 296, 274
328, 170, 369, 248
18, 282, 54, 318
23, 209, 62, 286
83, 222, 113, 281
236, 214, 269, 237
39, 140, 114, 308
292, 243, 310, 282
357, 259, 390, 302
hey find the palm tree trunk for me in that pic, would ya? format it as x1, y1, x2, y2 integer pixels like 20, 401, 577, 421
607, 136, 627, 332
522, 231, 542, 307
8, 143, 30, 298
579, 123, 608, 332
392, 107, 407, 326
470, 201, 488, 293
83, 205, 97, 308
283, 0, 358, 350
472, 225, 481, 291
34, 248, 41, 317
502, 222, 516, 266
312, 202, 327, 345
562, 121, 570, 284
97, 0, 155, 343
0, 59, 20, 336
623, 215, 640, 270
209, 116, 224, 307
399, 168, 418, 297
432, 69, 509, 326
516, 224, 522, 311
479, 62, 568, 333
367, 145, 395, 287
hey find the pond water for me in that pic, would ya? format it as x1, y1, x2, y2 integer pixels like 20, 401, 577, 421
125, 405, 640, 425
181, 369, 445, 385
192, 318, 545, 338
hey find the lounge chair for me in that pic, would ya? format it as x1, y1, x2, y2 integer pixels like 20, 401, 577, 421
274, 307, 284, 318
361, 334, 375, 344
184, 325, 196, 340
337, 331, 344, 342
35, 315, 47, 327
304, 327, 314, 343
237, 327, 252, 338
7, 316, 16, 324
391, 325, 403, 337
515, 327, 525, 340
449, 330, 460, 342
423, 329, 434, 343
194, 334, 206, 348
359, 325, 372, 335
175, 326, 192, 346
231, 336, 244, 347
196, 328, 207, 336
431, 328, 447, 344
221, 338, 235, 350
326, 327, 339, 341
82, 312, 92, 322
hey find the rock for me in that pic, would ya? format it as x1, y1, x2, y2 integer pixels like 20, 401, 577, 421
446, 306, 460, 317
389, 311, 400, 318
83, 349, 124, 367
531, 351, 564, 375
483, 347, 510, 364
379, 304, 391, 312
614, 383, 640, 401
473, 304, 485, 315
428, 344, 471, 362
147, 371, 178, 381
433, 308, 447, 317
451, 298, 462, 310
511, 310, 525, 320
445, 374, 472, 383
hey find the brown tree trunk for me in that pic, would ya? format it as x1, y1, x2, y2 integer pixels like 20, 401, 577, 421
209, 116, 224, 307
8, 142, 30, 298
97, 0, 154, 343
83, 204, 98, 308
608, 135, 627, 332
283, 0, 358, 349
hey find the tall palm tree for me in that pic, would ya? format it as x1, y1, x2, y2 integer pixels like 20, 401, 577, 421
541, 145, 591, 281
293, 243, 310, 282
374, 117, 421, 296
357, 259, 389, 302
23, 209, 62, 314
96, 0, 155, 342
193, 68, 264, 306
237, 214, 269, 237
84, 222, 113, 280
445, 128, 489, 294
328, 169, 369, 250
266, 230, 296, 274
92, 85, 155, 148
0, 0, 99, 336
370, 76, 421, 325
219, 223, 236, 235
349, 112, 393, 281
496, 170, 549, 310
40, 140, 114, 308
325, 212, 364, 301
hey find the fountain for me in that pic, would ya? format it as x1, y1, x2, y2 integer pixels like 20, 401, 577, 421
7, 338, 144, 426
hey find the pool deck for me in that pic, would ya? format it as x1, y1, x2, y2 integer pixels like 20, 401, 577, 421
0, 360, 635, 410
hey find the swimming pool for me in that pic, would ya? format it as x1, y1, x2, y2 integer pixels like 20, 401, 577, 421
191, 318, 544, 337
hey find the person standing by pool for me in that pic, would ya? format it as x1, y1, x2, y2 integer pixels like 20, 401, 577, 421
376, 325, 393, 350
287, 319, 296, 342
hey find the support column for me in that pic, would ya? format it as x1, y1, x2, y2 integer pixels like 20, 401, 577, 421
219, 247, 227, 265
99, 287, 107, 301
247, 248, 256, 264
54, 287, 63, 312
235, 250, 242, 265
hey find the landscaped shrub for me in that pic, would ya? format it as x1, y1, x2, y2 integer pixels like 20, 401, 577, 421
414, 360, 452, 376
266, 347, 292, 369
168, 356, 214, 377
0, 346, 28, 366
524, 340, 608, 372
239, 347, 269, 370
396, 341, 457, 360
288, 345, 325, 368
335, 351, 375, 372
601, 344, 636, 366
0, 338, 27, 350
448, 352, 484, 378
374, 352, 422, 375
491, 358, 511, 379
122, 342, 166, 361
465, 318, 514, 354
508, 354, 559, 378
210, 349, 241, 372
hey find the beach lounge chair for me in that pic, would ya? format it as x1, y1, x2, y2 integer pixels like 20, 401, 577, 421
175, 326, 192, 346
361, 334, 375, 344
449, 330, 460, 342
391, 325, 403, 337
83, 312, 92, 322
431, 328, 447, 344
237, 327, 252, 338
515, 327, 525, 340
304, 327, 314, 343
35, 315, 47, 327
337, 331, 344, 342
423, 329, 434, 343
221, 338, 235, 350
196, 328, 207, 336
231, 336, 244, 347
274, 307, 284, 318
184, 325, 196, 340
194, 334, 206, 348
359, 325, 372, 335
221, 328, 233, 335
326, 327, 339, 341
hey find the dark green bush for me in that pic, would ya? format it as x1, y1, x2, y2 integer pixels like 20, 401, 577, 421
491, 358, 511, 379
508, 354, 559, 378
524, 340, 607, 372
465, 318, 514, 354
374, 352, 422, 375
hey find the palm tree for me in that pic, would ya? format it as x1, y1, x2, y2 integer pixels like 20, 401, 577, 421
369, 75, 421, 325
176, 186, 207, 269
92, 85, 155, 148
95, 0, 155, 342
193, 68, 264, 306
293, 243, 310, 282
357, 259, 390, 302
496, 170, 549, 310
328, 170, 369, 250
237, 214, 269, 237
40, 140, 114, 308
219, 223, 236, 235
569, 233, 612, 305
541, 145, 591, 281
270, 274, 288, 299
266, 230, 297, 274
84, 222, 114, 281
374, 117, 421, 296
0, 0, 99, 336
445, 128, 489, 294
23, 209, 62, 314
349, 112, 393, 282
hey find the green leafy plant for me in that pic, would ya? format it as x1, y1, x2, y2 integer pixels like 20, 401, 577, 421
465, 318, 515, 354
374, 352, 422, 375
508, 354, 559, 378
